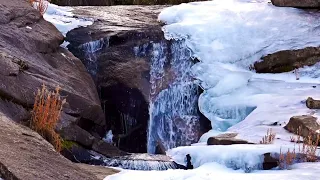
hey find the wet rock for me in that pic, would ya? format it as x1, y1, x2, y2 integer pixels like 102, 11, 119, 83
263, 153, 278, 170
61, 142, 105, 165
67, 6, 211, 153
66, 6, 165, 153
254, 47, 320, 73
92, 139, 129, 157
102, 154, 178, 170
284, 115, 320, 142
77, 164, 119, 180
271, 0, 320, 8
306, 97, 320, 109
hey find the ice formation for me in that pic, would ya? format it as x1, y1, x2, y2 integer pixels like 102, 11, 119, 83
159, 0, 320, 138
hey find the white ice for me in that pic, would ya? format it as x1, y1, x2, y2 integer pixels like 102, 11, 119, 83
105, 162, 320, 180
109, 0, 320, 179
159, 0, 320, 137
43, 2, 93, 35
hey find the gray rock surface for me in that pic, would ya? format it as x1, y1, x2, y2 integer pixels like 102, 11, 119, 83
0, 113, 98, 180
0, 0, 125, 159
271, 0, 320, 8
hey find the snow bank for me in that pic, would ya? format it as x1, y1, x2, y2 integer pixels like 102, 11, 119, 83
167, 144, 294, 171
43, 3, 93, 35
159, 0, 320, 136
105, 162, 320, 180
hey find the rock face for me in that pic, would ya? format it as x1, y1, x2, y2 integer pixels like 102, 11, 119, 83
0, 113, 97, 180
254, 47, 320, 73
306, 97, 320, 109
207, 133, 253, 145
284, 115, 320, 141
263, 153, 278, 170
0, 0, 123, 159
271, 0, 320, 8
66, 6, 211, 153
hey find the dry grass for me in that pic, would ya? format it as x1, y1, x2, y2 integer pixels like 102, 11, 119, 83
279, 127, 320, 169
30, 85, 66, 152
298, 135, 319, 162
260, 128, 276, 144
29, 0, 49, 15
279, 148, 296, 170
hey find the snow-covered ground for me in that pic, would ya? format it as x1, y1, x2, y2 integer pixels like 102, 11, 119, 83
43, 3, 93, 36
106, 162, 320, 180
109, 0, 320, 179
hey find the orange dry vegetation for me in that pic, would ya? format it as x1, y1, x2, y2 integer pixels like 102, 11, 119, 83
29, 0, 49, 15
279, 148, 296, 170
260, 128, 276, 144
31, 85, 66, 152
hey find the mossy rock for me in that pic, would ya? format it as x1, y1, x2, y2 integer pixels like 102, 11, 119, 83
61, 140, 77, 150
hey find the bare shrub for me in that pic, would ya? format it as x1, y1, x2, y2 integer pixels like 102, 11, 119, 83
29, 0, 49, 15
30, 84, 65, 152
260, 128, 276, 144
279, 148, 296, 170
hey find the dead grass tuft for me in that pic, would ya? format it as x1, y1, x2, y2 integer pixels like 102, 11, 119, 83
29, 0, 49, 15
30, 84, 66, 152
260, 128, 276, 144
279, 147, 296, 170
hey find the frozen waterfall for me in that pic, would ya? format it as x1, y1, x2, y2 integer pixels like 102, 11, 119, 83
159, 0, 320, 141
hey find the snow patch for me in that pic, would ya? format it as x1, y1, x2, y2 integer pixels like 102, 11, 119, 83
43, 3, 93, 35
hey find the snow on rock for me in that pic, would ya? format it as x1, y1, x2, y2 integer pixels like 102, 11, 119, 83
43, 3, 93, 35
159, 0, 320, 140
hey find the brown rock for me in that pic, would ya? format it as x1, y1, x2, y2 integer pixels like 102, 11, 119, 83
284, 115, 320, 141
254, 47, 320, 73
207, 136, 252, 145
51, 0, 113, 6
271, 0, 320, 8
92, 139, 129, 157
59, 124, 96, 148
306, 97, 320, 109
0, 113, 97, 180
263, 153, 278, 170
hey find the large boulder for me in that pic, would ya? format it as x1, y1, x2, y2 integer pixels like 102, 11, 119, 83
284, 115, 320, 142
0, 0, 104, 124
306, 97, 320, 109
0, 0, 121, 158
271, 0, 320, 8
254, 47, 320, 73
0, 112, 98, 180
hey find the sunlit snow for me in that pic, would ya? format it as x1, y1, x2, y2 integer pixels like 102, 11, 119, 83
159, 0, 320, 135
43, 3, 93, 35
